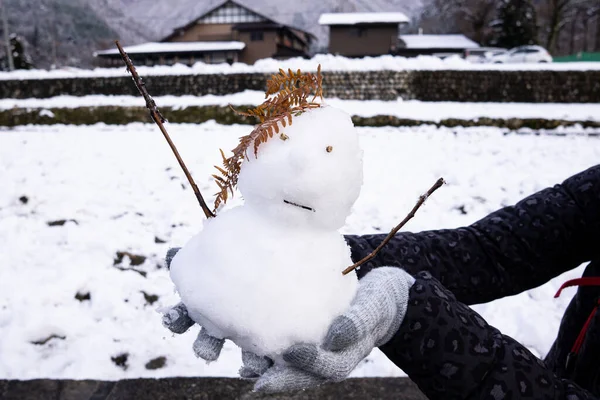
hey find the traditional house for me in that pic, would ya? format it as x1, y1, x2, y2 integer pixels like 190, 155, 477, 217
395, 34, 480, 58
318, 12, 410, 57
95, 0, 315, 66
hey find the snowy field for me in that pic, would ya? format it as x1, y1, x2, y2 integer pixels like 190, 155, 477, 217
1, 121, 599, 380
2, 91, 600, 123
2, 53, 600, 81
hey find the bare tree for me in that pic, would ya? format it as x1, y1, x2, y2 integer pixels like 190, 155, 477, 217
416, 0, 496, 44
540, 0, 590, 53
456, 0, 497, 44
577, 5, 596, 53
416, 0, 462, 34
0, 0, 14, 70
592, 1, 600, 51
418, 0, 600, 54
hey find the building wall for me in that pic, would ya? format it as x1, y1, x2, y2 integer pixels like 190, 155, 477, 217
163, 21, 309, 64
281, 30, 307, 53
97, 50, 240, 67
289, 28, 311, 50
395, 48, 466, 57
167, 23, 237, 42
328, 25, 399, 57
237, 30, 278, 64
164, 23, 293, 64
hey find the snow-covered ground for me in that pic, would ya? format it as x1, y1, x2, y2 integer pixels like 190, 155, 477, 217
1, 53, 600, 81
3, 91, 600, 123
0, 122, 598, 380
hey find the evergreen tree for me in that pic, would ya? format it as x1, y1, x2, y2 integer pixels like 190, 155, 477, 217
493, 0, 538, 48
9, 34, 34, 70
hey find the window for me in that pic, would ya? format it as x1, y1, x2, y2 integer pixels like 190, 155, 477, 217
468, 50, 487, 56
210, 52, 226, 64
250, 31, 264, 41
349, 28, 366, 38
198, 3, 266, 24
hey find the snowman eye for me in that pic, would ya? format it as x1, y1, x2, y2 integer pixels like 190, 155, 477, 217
326, 146, 333, 153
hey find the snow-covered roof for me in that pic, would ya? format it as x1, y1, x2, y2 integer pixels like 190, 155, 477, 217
319, 12, 410, 26
399, 35, 480, 49
95, 41, 246, 56
162, 0, 315, 43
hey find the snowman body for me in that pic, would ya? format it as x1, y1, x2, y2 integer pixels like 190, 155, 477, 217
170, 106, 363, 358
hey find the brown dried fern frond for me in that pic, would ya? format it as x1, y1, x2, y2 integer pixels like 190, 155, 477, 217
212, 65, 324, 213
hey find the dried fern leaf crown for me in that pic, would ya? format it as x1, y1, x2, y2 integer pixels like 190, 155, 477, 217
212, 65, 324, 213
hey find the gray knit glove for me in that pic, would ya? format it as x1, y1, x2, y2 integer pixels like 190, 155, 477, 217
162, 248, 270, 372
254, 267, 415, 393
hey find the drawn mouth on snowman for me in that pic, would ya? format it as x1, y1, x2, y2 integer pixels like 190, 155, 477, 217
283, 199, 315, 212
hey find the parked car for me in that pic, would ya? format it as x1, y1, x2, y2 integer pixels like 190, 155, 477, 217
464, 47, 506, 63
488, 45, 553, 63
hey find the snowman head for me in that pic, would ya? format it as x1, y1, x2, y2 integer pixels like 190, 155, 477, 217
237, 105, 363, 231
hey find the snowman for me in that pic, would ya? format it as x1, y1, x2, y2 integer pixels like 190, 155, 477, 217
163, 72, 364, 372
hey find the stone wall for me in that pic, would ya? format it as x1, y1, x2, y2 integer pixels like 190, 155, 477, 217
0, 377, 427, 400
2, 70, 600, 102
0, 74, 268, 99
3, 105, 599, 130
409, 70, 600, 103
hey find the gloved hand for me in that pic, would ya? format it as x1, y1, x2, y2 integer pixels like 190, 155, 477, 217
254, 267, 415, 393
162, 247, 270, 371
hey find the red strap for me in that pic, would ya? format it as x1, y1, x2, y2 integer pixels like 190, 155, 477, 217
554, 277, 600, 298
571, 299, 600, 354
554, 277, 600, 356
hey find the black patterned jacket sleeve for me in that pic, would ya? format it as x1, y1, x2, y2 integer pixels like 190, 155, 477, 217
381, 272, 598, 400
345, 164, 600, 305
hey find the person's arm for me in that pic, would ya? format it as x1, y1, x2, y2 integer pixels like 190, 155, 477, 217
381, 271, 598, 400
346, 164, 600, 305
254, 268, 598, 398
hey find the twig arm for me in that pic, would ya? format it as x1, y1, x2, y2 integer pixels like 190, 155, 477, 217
115, 40, 215, 219
342, 177, 445, 275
